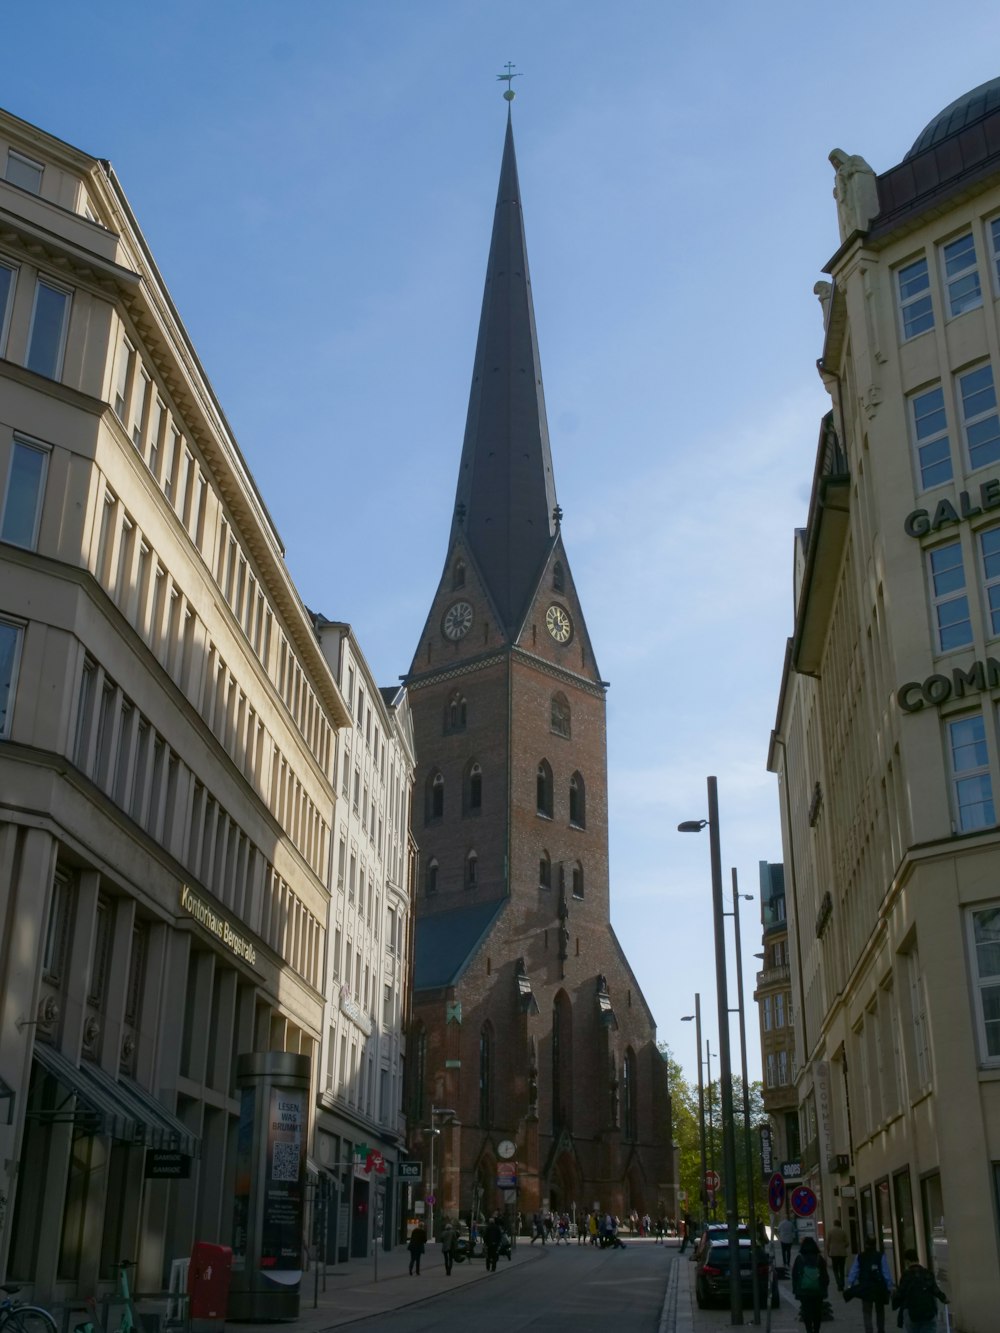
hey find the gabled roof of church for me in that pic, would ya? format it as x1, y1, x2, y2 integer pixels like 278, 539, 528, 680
449, 111, 558, 637
413, 900, 506, 991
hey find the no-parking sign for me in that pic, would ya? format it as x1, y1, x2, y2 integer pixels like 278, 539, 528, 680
768, 1171, 785, 1213
791, 1186, 817, 1218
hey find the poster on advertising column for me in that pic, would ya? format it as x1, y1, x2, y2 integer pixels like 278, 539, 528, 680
231, 1087, 255, 1273
261, 1087, 305, 1276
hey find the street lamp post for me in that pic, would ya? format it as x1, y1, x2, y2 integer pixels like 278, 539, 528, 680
681, 994, 708, 1226
427, 1105, 457, 1243
706, 1040, 717, 1215
730, 867, 761, 1326
679, 775, 744, 1325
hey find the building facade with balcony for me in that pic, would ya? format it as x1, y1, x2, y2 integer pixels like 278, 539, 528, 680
754, 861, 799, 1190
0, 107, 353, 1299
768, 80, 1000, 1330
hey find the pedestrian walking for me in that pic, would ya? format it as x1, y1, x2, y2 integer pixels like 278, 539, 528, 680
408, 1222, 427, 1276
777, 1215, 797, 1270
892, 1248, 947, 1333
792, 1236, 830, 1333
439, 1218, 457, 1276
846, 1235, 894, 1333
588, 1210, 599, 1246
530, 1210, 546, 1244
679, 1210, 694, 1255
825, 1215, 850, 1292
484, 1215, 503, 1272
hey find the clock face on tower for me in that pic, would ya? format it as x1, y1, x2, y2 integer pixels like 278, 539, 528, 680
545, 603, 573, 644
443, 600, 474, 641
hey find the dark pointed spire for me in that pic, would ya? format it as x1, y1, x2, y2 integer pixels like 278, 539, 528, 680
450, 112, 558, 636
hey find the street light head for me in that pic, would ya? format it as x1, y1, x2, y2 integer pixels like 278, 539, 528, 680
680, 1014, 695, 1022
677, 819, 708, 833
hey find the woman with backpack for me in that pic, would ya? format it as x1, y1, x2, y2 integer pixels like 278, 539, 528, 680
846, 1236, 894, 1333
792, 1236, 830, 1333
892, 1249, 947, 1332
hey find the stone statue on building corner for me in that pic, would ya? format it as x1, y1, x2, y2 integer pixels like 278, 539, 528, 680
814, 281, 833, 329
829, 149, 879, 241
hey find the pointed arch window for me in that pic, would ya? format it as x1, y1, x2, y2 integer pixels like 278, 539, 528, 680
552, 990, 573, 1132
536, 760, 553, 818
551, 692, 571, 739
552, 561, 565, 593
465, 760, 482, 814
452, 559, 466, 590
466, 850, 478, 889
539, 850, 552, 890
571, 862, 584, 899
445, 690, 468, 733
409, 1022, 427, 1123
425, 770, 444, 822
479, 1022, 495, 1126
569, 772, 586, 828
425, 858, 439, 896
623, 1046, 637, 1140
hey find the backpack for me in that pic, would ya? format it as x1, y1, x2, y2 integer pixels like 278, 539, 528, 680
799, 1260, 822, 1293
904, 1269, 938, 1322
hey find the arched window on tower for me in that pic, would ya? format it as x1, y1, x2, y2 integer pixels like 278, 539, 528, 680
571, 862, 584, 899
425, 771, 444, 822
539, 850, 552, 890
623, 1046, 637, 1141
551, 692, 571, 738
409, 1022, 427, 1124
466, 850, 478, 889
425, 858, 439, 896
552, 561, 565, 593
465, 761, 482, 814
552, 990, 573, 1132
536, 760, 553, 818
445, 690, 468, 733
479, 1022, 494, 1126
452, 559, 466, 590
569, 772, 586, 827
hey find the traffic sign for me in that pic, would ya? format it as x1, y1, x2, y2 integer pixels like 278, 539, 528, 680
425, 1193, 436, 1206
768, 1171, 785, 1213
704, 1170, 721, 1191
791, 1186, 818, 1218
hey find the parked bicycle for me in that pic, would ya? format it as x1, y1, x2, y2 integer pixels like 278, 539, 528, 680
74, 1261, 136, 1333
0, 1283, 58, 1333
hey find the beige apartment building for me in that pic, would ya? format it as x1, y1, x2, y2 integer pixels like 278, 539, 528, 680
769, 79, 1000, 1331
0, 106, 360, 1300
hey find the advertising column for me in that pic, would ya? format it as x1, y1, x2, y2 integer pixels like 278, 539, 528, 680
228, 1052, 311, 1320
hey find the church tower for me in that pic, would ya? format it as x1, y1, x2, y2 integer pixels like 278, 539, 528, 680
404, 110, 671, 1226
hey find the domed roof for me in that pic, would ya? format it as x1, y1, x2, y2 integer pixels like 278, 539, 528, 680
906, 76, 1000, 158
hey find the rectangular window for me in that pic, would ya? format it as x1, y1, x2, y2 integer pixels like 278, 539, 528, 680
113, 338, 133, 421
26, 279, 71, 379
990, 218, 1000, 294
910, 385, 952, 490
148, 398, 164, 477
775, 992, 786, 1028
766, 1053, 777, 1088
6, 150, 42, 193
132, 371, 150, 449
941, 232, 982, 317
762, 995, 772, 1031
950, 713, 995, 830
0, 261, 16, 354
968, 905, 1000, 1062
980, 526, 1000, 636
1, 437, 49, 549
928, 540, 972, 651
897, 257, 934, 340
960, 363, 1000, 471
0, 617, 25, 737
777, 1049, 789, 1085
907, 949, 932, 1089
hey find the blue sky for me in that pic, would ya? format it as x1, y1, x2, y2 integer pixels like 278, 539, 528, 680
8, 0, 1000, 1089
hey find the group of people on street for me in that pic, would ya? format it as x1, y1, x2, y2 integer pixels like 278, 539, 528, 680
789, 1221, 948, 1333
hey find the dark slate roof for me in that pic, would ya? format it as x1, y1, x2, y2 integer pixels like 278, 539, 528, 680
906, 77, 1000, 158
378, 685, 400, 708
413, 900, 506, 990
450, 111, 558, 637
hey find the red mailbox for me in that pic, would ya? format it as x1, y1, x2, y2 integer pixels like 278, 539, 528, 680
188, 1242, 232, 1325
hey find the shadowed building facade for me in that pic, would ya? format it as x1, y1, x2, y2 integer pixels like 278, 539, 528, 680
403, 113, 672, 1226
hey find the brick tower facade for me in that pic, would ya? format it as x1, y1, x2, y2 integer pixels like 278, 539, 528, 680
403, 112, 672, 1230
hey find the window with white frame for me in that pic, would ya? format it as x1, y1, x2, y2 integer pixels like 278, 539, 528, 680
959, 363, 1000, 471
766, 1053, 777, 1088
990, 218, 1000, 294
940, 232, 982, 317
950, 713, 995, 831
25, 278, 71, 379
775, 992, 786, 1028
0, 616, 24, 738
5, 150, 42, 193
906, 949, 932, 1088
777, 1049, 789, 1085
909, 385, 952, 490
968, 905, 1000, 1062
928, 540, 972, 651
1, 437, 49, 549
0, 260, 16, 355
762, 995, 772, 1031
897, 256, 934, 340
980, 526, 1000, 636
112, 338, 133, 422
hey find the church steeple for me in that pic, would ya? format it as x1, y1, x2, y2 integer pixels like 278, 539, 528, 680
450, 111, 558, 637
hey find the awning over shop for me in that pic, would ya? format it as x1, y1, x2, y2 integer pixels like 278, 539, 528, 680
32, 1043, 199, 1158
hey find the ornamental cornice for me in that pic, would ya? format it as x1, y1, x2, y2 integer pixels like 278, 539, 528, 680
405, 646, 606, 699
510, 646, 608, 698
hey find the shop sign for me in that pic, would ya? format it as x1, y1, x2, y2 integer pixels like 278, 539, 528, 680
340, 985, 373, 1036
180, 884, 257, 967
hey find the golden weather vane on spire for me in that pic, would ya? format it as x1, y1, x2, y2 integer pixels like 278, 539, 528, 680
497, 62, 522, 102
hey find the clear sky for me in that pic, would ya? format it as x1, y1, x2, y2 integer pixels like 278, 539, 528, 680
7, 0, 1000, 1090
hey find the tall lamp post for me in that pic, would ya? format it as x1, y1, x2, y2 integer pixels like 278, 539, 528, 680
730, 868, 761, 1325
427, 1105, 457, 1242
679, 776, 743, 1324
681, 994, 708, 1226
705, 1040, 717, 1215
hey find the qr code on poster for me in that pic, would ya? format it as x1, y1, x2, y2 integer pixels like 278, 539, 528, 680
272, 1141, 300, 1181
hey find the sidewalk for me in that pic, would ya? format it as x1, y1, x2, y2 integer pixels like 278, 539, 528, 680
226, 1236, 546, 1331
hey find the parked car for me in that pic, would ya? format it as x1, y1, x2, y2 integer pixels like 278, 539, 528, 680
691, 1221, 751, 1265
695, 1237, 769, 1308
